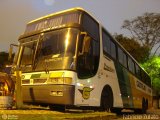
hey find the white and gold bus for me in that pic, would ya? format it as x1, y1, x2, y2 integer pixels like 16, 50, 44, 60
13, 8, 152, 112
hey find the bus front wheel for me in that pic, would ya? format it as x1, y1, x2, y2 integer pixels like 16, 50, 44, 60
100, 85, 113, 112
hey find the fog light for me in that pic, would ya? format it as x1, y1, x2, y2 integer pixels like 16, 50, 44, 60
50, 91, 63, 96
57, 91, 63, 96
50, 91, 57, 96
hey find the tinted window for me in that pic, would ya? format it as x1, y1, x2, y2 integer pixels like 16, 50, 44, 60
118, 47, 127, 67
146, 74, 151, 87
141, 70, 146, 82
78, 13, 100, 79
77, 36, 100, 79
102, 31, 111, 55
118, 47, 123, 64
111, 41, 116, 59
128, 57, 135, 74
123, 53, 127, 68
135, 64, 141, 79
141, 70, 151, 87
82, 13, 99, 40
102, 29, 116, 59
21, 40, 37, 66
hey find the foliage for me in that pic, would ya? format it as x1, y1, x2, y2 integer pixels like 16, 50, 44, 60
141, 56, 160, 92
0, 51, 15, 71
122, 13, 160, 55
0, 52, 10, 71
114, 34, 150, 63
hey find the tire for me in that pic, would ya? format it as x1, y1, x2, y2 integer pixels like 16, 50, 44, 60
134, 98, 148, 114
145, 99, 148, 110
142, 98, 147, 114
100, 85, 113, 112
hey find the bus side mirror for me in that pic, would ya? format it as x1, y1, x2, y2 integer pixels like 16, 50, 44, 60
8, 44, 19, 61
8, 46, 13, 61
79, 32, 91, 55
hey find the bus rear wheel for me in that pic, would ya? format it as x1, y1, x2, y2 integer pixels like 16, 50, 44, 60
142, 98, 147, 114
100, 85, 113, 112
135, 98, 147, 114
145, 99, 148, 110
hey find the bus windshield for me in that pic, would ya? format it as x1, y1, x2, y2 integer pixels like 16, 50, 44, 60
20, 28, 79, 72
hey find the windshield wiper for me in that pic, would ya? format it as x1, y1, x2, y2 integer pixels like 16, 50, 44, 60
44, 59, 49, 74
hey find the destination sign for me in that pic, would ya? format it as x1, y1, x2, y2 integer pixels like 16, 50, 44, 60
24, 12, 80, 34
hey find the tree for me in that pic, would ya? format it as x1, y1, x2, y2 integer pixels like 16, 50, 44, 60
122, 13, 160, 55
0, 52, 14, 71
0, 52, 10, 71
114, 34, 150, 63
141, 56, 160, 108
141, 56, 160, 92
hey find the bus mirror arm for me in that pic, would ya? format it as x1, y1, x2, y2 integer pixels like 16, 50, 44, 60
9, 44, 19, 61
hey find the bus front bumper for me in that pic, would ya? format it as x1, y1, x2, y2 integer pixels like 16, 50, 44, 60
22, 84, 75, 105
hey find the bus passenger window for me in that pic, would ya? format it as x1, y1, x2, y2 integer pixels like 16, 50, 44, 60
111, 41, 116, 59
102, 31, 111, 55
135, 64, 141, 79
128, 57, 135, 74
123, 54, 127, 68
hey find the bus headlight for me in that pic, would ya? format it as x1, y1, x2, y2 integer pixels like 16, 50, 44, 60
48, 77, 72, 84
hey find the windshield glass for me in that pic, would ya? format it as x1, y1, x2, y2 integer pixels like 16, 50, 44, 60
20, 35, 39, 71
20, 28, 79, 72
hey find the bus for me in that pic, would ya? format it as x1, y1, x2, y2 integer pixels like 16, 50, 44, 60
12, 7, 152, 112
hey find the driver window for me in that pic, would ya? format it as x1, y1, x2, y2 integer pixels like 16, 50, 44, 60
83, 36, 91, 53
78, 34, 100, 79
78, 13, 100, 79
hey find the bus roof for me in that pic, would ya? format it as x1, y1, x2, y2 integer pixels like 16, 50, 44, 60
28, 7, 85, 24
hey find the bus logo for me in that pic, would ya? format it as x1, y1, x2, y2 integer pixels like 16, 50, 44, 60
78, 87, 94, 99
